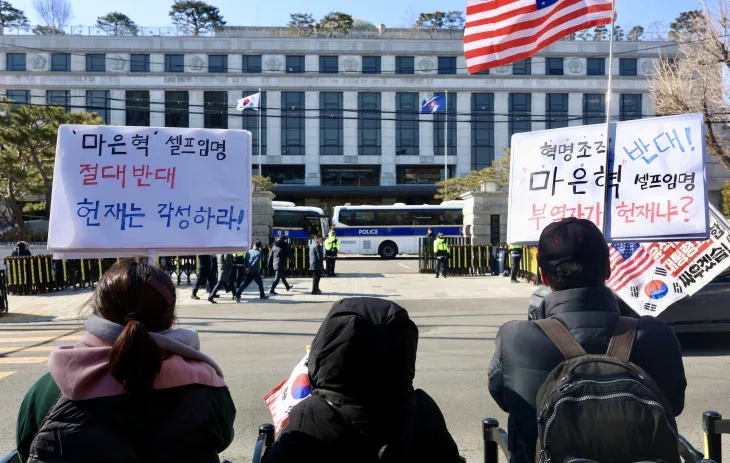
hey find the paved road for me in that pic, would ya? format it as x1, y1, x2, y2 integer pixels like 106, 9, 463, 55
0, 297, 728, 462
335, 255, 421, 274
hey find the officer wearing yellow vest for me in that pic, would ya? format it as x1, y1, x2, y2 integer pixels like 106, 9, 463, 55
433, 232, 450, 278
509, 243, 523, 283
324, 229, 340, 277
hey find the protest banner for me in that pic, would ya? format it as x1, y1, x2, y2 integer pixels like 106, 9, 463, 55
264, 347, 311, 434
48, 125, 252, 258
610, 204, 730, 317
507, 113, 708, 244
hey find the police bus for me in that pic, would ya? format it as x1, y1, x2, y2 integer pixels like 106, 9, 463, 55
273, 201, 329, 242
331, 202, 464, 259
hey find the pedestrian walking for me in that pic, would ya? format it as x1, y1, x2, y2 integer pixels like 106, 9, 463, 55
231, 252, 247, 288
509, 243, 523, 283
191, 254, 213, 300
324, 231, 339, 277
234, 241, 268, 301
207, 254, 233, 303
268, 236, 293, 295
433, 232, 450, 278
309, 235, 324, 295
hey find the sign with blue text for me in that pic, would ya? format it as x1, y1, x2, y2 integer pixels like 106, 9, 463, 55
48, 125, 252, 256
507, 113, 708, 244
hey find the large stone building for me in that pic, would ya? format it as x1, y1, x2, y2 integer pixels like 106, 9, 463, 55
3, 23, 719, 211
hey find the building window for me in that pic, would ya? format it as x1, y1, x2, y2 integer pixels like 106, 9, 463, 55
320, 92, 343, 155
165, 54, 185, 73
6, 90, 29, 107
286, 55, 305, 73
362, 56, 381, 74
204, 91, 227, 129
358, 92, 381, 156
129, 54, 150, 73
396, 56, 415, 75
86, 54, 106, 72
620, 94, 642, 121
438, 57, 457, 75
47, 90, 70, 111
396, 93, 419, 156
319, 56, 339, 74
281, 91, 305, 155
208, 55, 228, 73
546, 93, 569, 129
583, 93, 605, 125
242, 91, 267, 156
51, 53, 70, 72
508, 93, 531, 141
126, 91, 150, 127
321, 166, 380, 186
6, 53, 26, 71
546, 58, 564, 75
243, 55, 262, 73
165, 91, 189, 128
587, 58, 605, 76
396, 166, 455, 184
434, 92, 457, 156
512, 58, 531, 75
86, 90, 110, 124
619, 58, 638, 76
471, 93, 494, 170
262, 165, 305, 185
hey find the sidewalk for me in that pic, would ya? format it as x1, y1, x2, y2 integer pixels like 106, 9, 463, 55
3, 273, 537, 322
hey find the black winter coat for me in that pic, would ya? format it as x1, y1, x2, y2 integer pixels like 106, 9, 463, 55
264, 298, 463, 463
488, 286, 687, 463
268, 241, 293, 271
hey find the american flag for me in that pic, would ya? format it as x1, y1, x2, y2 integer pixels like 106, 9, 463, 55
464, 0, 614, 74
607, 243, 654, 291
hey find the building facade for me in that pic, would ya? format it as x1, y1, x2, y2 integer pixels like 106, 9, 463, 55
0, 26, 681, 211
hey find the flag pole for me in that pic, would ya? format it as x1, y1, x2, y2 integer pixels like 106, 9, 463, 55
601, 2, 617, 236
258, 88, 262, 177
445, 90, 449, 183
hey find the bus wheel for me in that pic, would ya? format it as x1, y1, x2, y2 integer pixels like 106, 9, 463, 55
379, 241, 398, 259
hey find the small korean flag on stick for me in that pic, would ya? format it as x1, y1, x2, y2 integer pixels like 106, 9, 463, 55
237, 92, 260, 111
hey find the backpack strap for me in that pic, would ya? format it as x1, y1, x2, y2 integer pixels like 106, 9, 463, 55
606, 316, 638, 362
534, 319, 587, 360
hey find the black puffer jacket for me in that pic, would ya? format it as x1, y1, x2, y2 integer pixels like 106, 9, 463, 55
488, 286, 687, 463
268, 240, 293, 271
264, 298, 463, 463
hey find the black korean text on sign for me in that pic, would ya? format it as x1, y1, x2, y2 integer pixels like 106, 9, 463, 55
634, 173, 695, 192
82, 134, 128, 156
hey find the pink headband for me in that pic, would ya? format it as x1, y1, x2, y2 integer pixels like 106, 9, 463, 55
146, 276, 175, 307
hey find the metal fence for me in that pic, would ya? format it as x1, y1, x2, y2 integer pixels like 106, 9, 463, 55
3, 247, 315, 296
418, 238, 540, 282
0, 270, 8, 314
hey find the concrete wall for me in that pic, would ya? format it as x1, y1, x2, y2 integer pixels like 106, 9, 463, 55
461, 188, 508, 245
252, 191, 275, 246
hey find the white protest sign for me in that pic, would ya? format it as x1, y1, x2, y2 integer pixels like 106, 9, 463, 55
48, 125, 252, 255
508, 124, 609, 244
508, 113, 708, 244
611, 204, 730, 317
607, 113, 708, 241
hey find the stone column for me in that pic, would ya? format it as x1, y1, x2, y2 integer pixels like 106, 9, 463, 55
343, 91, 358, 156
381, 91, 396, 186
110, 90, 125, 126
189, 91, 204, 128
461, 183, 509, 245
252, 191, 275, 246
494, 92, 509, 159
305, 91, 320, 186
150, 90, 165, 127
267, 91, 282, 156
456, 92, 472, 176
70, 90, 85, 114
569, 92, 583, 127
532, 92, 547, 132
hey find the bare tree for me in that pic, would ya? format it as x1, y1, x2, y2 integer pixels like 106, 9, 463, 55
649, 0, 730, 171
33, 0, 72, 31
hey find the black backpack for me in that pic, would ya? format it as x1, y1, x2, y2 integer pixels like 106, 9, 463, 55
534, 317, 680, 463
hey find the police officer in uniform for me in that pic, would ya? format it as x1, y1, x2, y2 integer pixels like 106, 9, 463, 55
433, 233, 450, 278
324, 229, 340, 277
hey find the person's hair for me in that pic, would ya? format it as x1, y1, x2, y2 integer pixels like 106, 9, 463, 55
92, 259, 177, 395
541, 259, 609, 291
254, 240, 262, 249
315, 235, 323, 240
16, 241, 27, 250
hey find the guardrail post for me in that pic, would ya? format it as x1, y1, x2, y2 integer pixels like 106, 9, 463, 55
704, 411, 723, 463
483, 418, 500, 463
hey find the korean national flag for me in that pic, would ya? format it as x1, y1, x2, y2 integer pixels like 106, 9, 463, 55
421, 95, 446, 114
236, 92, 260, 111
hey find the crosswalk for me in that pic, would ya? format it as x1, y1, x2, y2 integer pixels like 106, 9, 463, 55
0, 328, 83, 381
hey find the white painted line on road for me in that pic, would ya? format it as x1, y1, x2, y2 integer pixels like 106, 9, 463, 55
399, 263, 411, 269
0, 372, 17, 380
0, 357, 48, 364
